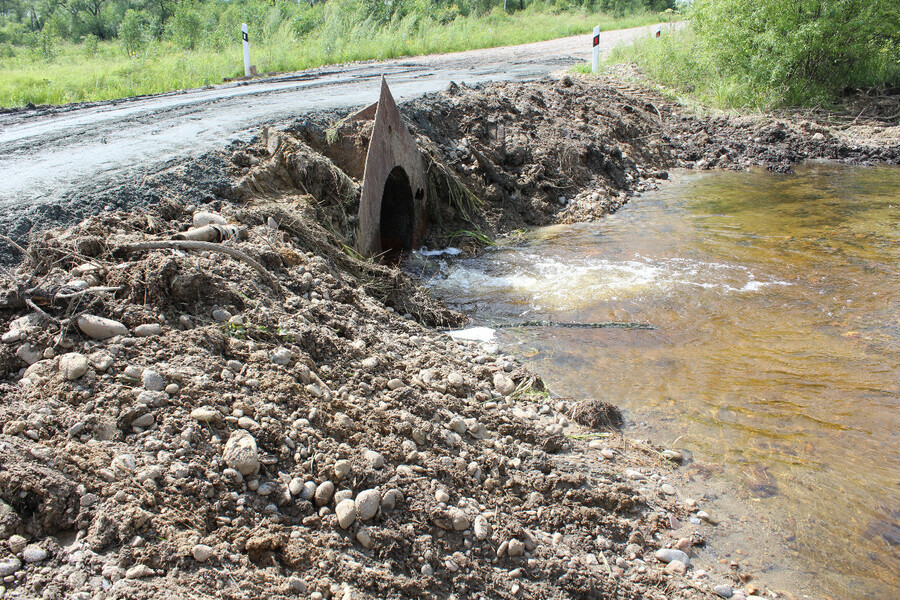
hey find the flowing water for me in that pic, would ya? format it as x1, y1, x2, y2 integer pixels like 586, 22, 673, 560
421, 163, 900, 599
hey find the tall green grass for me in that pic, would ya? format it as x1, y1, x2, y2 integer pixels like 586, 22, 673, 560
0, 9, 662, 107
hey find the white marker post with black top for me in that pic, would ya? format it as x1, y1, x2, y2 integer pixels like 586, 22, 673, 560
242, 23, 251, 77
591, 25, 600, 74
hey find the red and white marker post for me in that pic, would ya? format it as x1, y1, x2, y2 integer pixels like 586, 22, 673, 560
242, 23, 251, 77
591, 25, 600, 74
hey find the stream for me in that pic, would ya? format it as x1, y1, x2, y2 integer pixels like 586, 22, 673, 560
419, 163, 900, 599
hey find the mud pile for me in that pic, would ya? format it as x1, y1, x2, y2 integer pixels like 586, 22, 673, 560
0, 197, 730, 600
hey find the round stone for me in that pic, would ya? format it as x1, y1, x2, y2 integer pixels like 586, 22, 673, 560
192, 544, 214, 562
355, 489, 381, 521
222, 431, 259, 476
59, 353, 88, 380
335, 499, 356, 529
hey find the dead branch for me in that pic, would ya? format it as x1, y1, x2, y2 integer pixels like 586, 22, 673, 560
0, 234, 36, 266
117, 240, 282, 296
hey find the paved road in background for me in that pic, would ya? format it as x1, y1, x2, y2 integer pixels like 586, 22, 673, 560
0, 23, 670, 233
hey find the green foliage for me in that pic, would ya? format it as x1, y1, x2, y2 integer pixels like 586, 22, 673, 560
118, 8, 149, 56
688, 0, 899, 105
167, 1, 201, 50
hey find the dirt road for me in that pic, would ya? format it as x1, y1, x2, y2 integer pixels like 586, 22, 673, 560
0, 24, 668, 240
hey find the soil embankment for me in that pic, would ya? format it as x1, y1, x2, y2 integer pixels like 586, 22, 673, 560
0, 76, 897, 600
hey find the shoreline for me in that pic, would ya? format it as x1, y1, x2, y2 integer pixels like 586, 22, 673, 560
0, 76, 898, 599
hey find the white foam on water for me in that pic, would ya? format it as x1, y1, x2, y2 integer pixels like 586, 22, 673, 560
445, 327, 496, 342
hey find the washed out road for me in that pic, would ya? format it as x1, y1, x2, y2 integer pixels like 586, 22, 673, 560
0, 24, 669, 239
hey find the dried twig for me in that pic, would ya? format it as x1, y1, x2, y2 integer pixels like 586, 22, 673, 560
117, 240, 282, 295
54, 286, 123, 301
0, 234, 35, 265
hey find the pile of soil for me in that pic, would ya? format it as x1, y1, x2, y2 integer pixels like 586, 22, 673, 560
1, 75, 897, 600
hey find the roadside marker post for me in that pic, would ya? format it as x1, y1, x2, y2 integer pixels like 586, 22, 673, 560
653, 25, 662, 38
242, 23, 251, 77
591, 26, 600, 74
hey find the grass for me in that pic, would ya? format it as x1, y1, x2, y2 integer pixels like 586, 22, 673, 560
0, 9, 664, 107
602, 26, 783, 111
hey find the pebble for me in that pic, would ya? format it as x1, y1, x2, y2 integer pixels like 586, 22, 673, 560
600, 449, 615, 460
492, 372, 516, 395
7, 535, 26, 554
665, 559, 687, 575
191, 407, 222, 424
356, 528, 375, 549
89, 351, 114, 371
191, 544, 214, 562
131, 413, 155, 428
655, 548, 690, 567
355, 490, 381, 521
363, 450, 384, 469
288, 577, 307, 593
335, 499, 356, 529
713, 584, 734, 598
435, 489, 450, 504
288, 478, 304, 496
473, 515, 491, 541
451, 510, 470, 531
15, 343, 41, 365
625, 469, 646, 480
300, 481, 317, 501
194, 212, 226, 227
222, 431, 260, 476
77, 315, 128, 340
125, 564, 155, 579
123, 365, 143, 379
134, 324, 163, 337
0, 558, 21, 577
211, 309, 232, 322
1, 330, 22, 344
314, 481, 335, 506
334, 459, 352, 479
141, 369, 166, 392
333, 490, 353, 505
59, 353, 89, 380
447, 372, 464, 386
270, 347, 293, 366
507, 539, 525, 557
387, 378, 404, 390
660, 483, 676, 495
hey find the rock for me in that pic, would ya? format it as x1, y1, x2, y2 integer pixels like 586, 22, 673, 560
222, 431, 260, 476
270, 347, 293, 366
300, 481, 317, 501
77, 315, 128, 340
89, 351, 114, 371
59, 353, 89, 380
256, 483, 275, 496
314, 481, 335, 507
192, 544, 214, 562
474, 515, 491, 541
507, 539, 525, 557
335, 499, 356, 529
387, 378, 404, 390
288, 577, 307, 593
7, 535, 27, 554
660, 483, 676, 495
355, 490, 381, 521
380, 489, 402, 511
134, 324, 163, 337
194, 212, 227, 227
493, 373, 516, 395
447, 371, 464, 386
655, 548, 690, 567
333, 489, 353, 505
15, 343, 41, 365
125, 564, 155, 579
288, 478, 304, 496
600, 448, 615, 460
2, 330, 22, 344
131, 413, 155, 428
142, 369, 165, 391
664, 560, 687, 575
331, 458, 351, 479
363, 450, 384, 469
0, 558, 21, 577
356, 528, 375, 549
237, 416, 258, 430
211, 309, 231, 322
451, 510, 470, 531
191, 407, 222, 424
713, 584, 734, 598
435, 489, 450, 504
123, 365, 143, 379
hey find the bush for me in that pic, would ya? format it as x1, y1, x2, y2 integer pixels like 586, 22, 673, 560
689, 0, 900, 104
119, 9, 150, 56
168, 2, 203, 50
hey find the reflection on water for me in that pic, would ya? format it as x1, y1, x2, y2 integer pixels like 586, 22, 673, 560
423, 164, 900, 599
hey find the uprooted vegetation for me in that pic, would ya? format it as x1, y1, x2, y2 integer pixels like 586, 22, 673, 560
0, 75, 898, 600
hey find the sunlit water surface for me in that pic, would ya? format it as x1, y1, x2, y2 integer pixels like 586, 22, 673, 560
422, 164, 900, 599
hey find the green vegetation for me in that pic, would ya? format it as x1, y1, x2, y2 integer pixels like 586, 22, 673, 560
608, 0, 900, 109
0, 0, 672, 107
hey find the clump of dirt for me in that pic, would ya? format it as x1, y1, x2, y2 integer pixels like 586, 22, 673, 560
570, 399, 625, 431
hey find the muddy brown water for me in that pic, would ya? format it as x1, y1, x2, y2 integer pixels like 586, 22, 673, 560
421, 163, 900, 599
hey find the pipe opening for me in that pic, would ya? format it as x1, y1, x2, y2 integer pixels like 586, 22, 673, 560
380, 166, 415, 253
